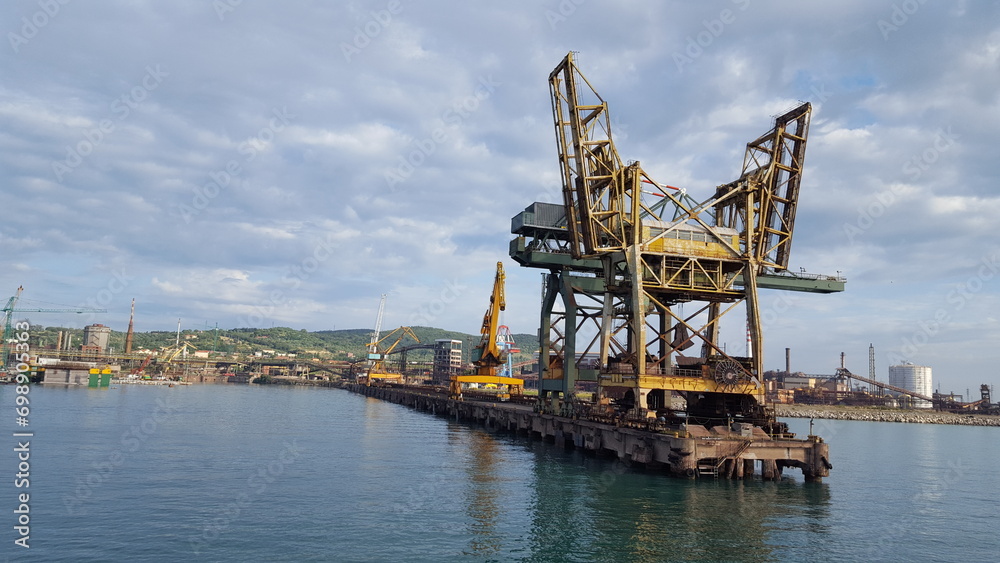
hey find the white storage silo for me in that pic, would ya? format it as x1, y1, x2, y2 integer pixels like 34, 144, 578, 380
888, 362, 933, 409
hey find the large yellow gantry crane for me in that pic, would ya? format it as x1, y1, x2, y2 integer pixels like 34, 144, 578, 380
510, 53, 844, 428
450, 262, 524, 400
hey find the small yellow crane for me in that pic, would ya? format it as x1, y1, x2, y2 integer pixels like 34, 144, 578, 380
365, 326, 419, 385
450, 262, 523, 400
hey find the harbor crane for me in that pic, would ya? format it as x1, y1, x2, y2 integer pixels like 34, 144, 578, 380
365, 326, 419, 385
496, 325, 520, 378
1, 286, 107, 366
509, 53, 844, 428
450, 262, 524, 400
367, 293, 387, 366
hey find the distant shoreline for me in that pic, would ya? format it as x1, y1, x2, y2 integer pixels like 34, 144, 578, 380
776, 403, 1000, 427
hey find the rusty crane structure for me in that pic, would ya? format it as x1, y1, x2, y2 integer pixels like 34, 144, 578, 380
510, 52, 845, 429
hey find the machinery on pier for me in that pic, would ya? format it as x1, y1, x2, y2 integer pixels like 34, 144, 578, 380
450, 262, 524, 400
367, 294, 387, 366
496, 325, 520, 378
365, 326, 420, 385
1, 286, 107, 367
510, 53, 844, 429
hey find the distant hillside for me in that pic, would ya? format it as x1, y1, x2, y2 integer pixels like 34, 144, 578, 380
26, 324, 538, 365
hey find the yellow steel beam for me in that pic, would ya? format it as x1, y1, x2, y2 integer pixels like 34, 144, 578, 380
599, 373, 759, 395
452, 375, 524, 386
368, 373, 403, 380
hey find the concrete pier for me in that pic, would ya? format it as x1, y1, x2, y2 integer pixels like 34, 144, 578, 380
347, 384, 831, 481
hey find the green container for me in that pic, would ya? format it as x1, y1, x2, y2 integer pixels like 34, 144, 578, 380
88, 372, 112, 388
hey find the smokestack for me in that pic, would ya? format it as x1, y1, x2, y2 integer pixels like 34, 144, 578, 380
785, 347, 791, 375
746, 323, 752, 358
840, 352, 846, 369
124, 298, 135, 354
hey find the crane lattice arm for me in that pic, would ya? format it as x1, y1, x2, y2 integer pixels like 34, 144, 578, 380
1, 286, 107, 366
550, 52, 630, 258
368, 326, 419, 378
472, 262, 506, 376
715, 103, 812, 273
368, 293, 387, 355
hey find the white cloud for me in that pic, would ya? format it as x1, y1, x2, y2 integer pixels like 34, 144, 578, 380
2, 0, 998, 391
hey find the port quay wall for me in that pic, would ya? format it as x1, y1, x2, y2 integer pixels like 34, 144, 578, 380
345, 384, 830, 481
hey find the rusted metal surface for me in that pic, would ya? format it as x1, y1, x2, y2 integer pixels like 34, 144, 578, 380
348, 384, 830, 482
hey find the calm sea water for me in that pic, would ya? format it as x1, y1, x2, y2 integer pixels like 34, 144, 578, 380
1, 384, 996, 562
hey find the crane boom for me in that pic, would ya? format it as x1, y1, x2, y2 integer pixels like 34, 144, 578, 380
365, 325, 419, 384
368, 293, 387, 355
451, 262, 523, 399
472, 262, 506, 375
1, 286, 107, 367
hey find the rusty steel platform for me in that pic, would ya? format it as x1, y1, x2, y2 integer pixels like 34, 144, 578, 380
346, 384, 831, 481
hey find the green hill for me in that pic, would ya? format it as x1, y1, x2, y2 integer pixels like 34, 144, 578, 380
25, 324, 539, 366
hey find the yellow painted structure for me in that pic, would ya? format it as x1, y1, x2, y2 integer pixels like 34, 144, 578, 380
452, 262, 525, 400
450, 375, 525, 400
643, 223, 740, 260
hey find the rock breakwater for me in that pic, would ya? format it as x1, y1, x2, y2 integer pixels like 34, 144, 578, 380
775, 404, 1000, 427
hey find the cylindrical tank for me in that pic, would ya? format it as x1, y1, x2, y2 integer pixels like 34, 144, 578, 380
888, 363, 933, 408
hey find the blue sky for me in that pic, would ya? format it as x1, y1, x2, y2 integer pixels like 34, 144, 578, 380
2, 0, 998, 394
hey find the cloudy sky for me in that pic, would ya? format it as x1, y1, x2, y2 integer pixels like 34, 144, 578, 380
2, 1, 998, 393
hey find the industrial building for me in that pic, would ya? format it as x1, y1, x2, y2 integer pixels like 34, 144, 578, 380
433, 339, 463, 381
889, 362, 933, 409
83, 323, 112, 354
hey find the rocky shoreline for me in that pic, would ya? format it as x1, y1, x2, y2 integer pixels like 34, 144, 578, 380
775, 404, 1000, 427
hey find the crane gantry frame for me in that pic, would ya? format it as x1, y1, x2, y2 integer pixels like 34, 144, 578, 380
450, 262, 524, 399
365, 325, 420, 384
511, 52, 844, 428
